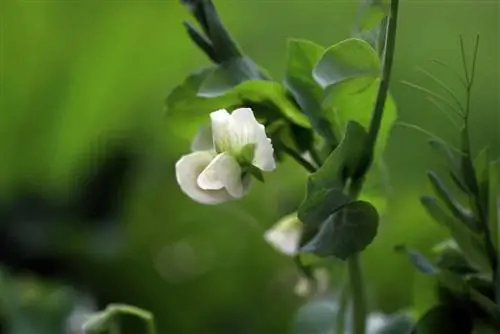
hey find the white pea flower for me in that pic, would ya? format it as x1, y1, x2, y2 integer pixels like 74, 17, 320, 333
175, 108, 276, 204
264, 212, 302, 256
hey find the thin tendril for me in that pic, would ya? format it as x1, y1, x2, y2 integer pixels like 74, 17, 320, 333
431, 58, 468, 88
395, 121, 463, 154
426, 96, 461, 129
459, 34, 470, 85
401, 80, 464, 118
469, 34, 480, 88
416, 66, 465, 114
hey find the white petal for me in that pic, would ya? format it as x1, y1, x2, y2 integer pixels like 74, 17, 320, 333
175, 151, 233, 205
191, 124, 214, 152
210, 109, 232, 152
197, 153, 244, 198
231, 108, 275, 171
264, 213, 302, 256
253, 134, 276, 171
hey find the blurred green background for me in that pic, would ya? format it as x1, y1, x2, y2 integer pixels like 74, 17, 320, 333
0, 0, 498, 333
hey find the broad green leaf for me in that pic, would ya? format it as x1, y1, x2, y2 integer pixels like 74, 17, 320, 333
166, 73, 309, 140
395, 244, 437, 275
313, 38, 380, 93
357, 0, 390, 32
324, 78, 397, 161
298, 121, 368, 227
165, 67, 223, 138
420, 196, 490, 272
284, 39, 337, 143
224, 80, 310, 128
198, 57, 263, 97
427, 170, 478, 231
411, 304, 473, 334
301, 200, 379, 260
299, 186, 352, 231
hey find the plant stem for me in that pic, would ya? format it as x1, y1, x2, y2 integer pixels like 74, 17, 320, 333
349, 254, 367, 334
460, 34, 497, 275
348, 1, 400, 334
281, 143, 317, 173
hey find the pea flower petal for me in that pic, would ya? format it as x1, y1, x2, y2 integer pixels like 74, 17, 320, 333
264, 213, 302, 256
210, 108, 276, 171
175, 151, 233, 204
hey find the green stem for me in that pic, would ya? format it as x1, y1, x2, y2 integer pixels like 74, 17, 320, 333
348, 2, 400, 334
281, 143, 317, 173
349, 254, 367, 334
460, 34, 497, 275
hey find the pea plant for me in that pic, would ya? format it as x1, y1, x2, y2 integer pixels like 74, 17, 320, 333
395, 35, 500, 333
81, 0, 500, 333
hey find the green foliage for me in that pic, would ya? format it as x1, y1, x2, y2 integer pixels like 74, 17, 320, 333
313, 38, 380, 94
403, 36, 500, 334
323, 78, 397, 162
302, 200, 379, 260
284, 39, 337, 143
181, 0, 242, 62
166, 73, 309, 139
297, 122, 382, 260
394, 245, 437, 275
357, 0, 391, 32
197, 57, 264, 97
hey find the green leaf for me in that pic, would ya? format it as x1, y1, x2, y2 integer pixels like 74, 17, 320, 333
324, 78, 397, 161
226, 80, 310, 128
357, 0, 390, 32
198, 57, 263, 97
313, 38, 380, 93
461, 128, 479, 195
427, 170, 478, 231
298, 121, 368, 227
411, 304, 473, 334
395, 244, 437, 275
183, 21, 218, 63
428, 139, 469, 194
165, 67, 223, 138
420, 196, 490, 272
284, 39, 337, 143
181, 0, 241, 62
474, 147, 489, 211
433, 240, 478, 275
301, 200, 379, 260
166, 74, 310, 140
